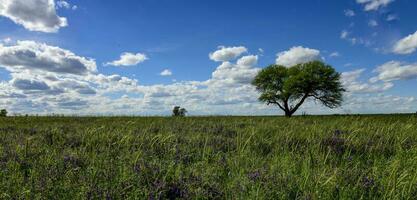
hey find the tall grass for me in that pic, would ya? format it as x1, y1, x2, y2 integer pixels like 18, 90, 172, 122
0, 115, 416, 199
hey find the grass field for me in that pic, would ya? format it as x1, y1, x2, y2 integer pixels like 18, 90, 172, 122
1, 115, 417, 199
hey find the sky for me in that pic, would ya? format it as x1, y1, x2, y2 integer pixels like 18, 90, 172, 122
0, 0, 417, 116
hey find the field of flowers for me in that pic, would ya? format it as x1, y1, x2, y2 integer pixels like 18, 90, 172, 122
0, 115, 416, 199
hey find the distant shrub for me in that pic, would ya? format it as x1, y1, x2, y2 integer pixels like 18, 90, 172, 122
172, 106, 187, 117
0, 109, 7, 117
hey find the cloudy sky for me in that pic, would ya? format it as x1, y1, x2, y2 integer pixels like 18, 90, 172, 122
0, 0, 416, 115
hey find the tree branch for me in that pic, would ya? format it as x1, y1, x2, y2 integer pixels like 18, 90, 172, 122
289, 93, 309, 115
268, 100, 286, 111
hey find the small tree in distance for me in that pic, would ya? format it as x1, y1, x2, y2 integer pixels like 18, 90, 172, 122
172, 106, 187, 117
252, 61, 345, 117
0, 109, 7, 117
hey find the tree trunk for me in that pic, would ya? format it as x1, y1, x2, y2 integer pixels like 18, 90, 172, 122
282, 94, 309, 118
284, 109, 293, 117
283, 99, 292, 118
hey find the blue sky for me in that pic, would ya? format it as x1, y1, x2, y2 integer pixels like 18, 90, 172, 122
0, 0, 416, 115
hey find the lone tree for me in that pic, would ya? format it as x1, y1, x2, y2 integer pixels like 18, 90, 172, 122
252, 61, 345, 117
172, 106, 187, 117
0, 109, 7, 117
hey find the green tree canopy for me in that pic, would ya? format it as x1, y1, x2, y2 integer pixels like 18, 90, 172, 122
172, 106, 187, 117
252, 61, 345, 117
0, 109, 7, 117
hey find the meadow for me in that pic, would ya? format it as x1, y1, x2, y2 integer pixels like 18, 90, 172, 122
0, 115, 416, 199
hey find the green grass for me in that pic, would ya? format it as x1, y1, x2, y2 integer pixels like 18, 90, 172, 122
1, 115, 417, 199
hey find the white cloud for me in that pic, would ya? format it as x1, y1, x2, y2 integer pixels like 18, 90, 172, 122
368, 20, 378, 27
0, 0, 67, 33
342, 69, 366, 84
341, 69, 393, 93
160, 69, 172, 76
386, 14, 398, 21
236, 55, 258, 66
371, 61, 417, 82
11, 78, 50, 91
0, 42, 415, 116
340, 31, 372, 46
341, 94, 416, 114
340, 30, 356, 44
340, 30, 349, 39
105, 52, 148, 66
56, 0, 76, 10
329, 52, 340, 57
356, 0, 395, 11
275, 46, 322, 67
1, 37, 12, 44
56, 0, 69, 9
0, 40, 97, 75
392, 30, 417, 55
210, 55, 260, 85
344, 9, 355, 17
0, 40, 141, 105
5, 66, 141, 112
258, 48, 264, 54
209, 46, 247, 62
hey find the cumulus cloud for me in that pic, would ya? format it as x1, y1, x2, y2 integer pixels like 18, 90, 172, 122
210, 55, 260, 85
11, 78, 50, 91
392, 30, 417, 55
0, 40, 97, 75
54, 79, 96, 94
341, 69, 393, 93
209, 46, 247, 62
275, 46, 322, 67
160, 69, 172, 76
53, 97, 88, 110
0, 82, 26, 99
236, 55, 258, 66
0, 0, 68, 32
9, 75, 66, 95
0, 42, 414, 115
105, 52, 148, 66
0, 40, 141, 111
356, 0, 395, 11
342, 94, 416, 114
371, 61, 417, 82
